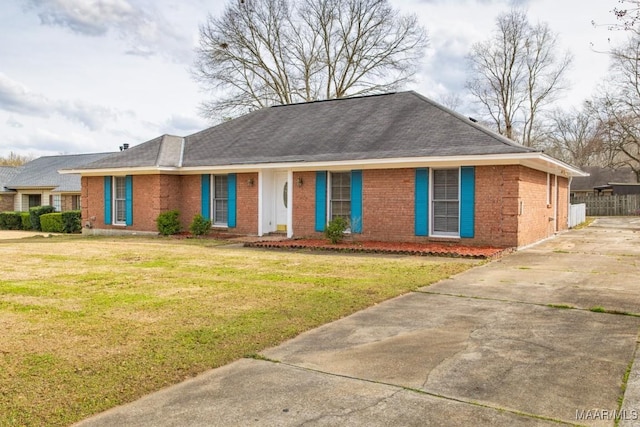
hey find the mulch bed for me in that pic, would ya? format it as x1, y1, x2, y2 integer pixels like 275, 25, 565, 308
244, 238, 512, 259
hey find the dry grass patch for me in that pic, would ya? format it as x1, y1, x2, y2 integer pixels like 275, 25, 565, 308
0, 235, 479, 426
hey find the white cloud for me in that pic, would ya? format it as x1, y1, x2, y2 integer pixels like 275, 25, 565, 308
24, 0, 195, 62
0, 73, 51, 117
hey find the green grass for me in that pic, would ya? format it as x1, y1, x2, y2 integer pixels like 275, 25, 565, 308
0, 236, 477, 426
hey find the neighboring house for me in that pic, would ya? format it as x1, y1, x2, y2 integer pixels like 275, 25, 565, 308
62, 91, 586, 248
0, 166, 20, 212
2, 153, 113, 212
570, 166, 639, 197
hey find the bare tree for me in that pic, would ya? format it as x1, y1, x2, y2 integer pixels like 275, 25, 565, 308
543, 107, 606, 167
590, 34, 640, 182
193, 0, 428, 119
0, 152, 34, 166
465, 10, 572, 147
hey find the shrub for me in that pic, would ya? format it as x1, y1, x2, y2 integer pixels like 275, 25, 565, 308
21, 212, 31, 230
156, 210, 181, 236
325, 217, 348, 244
189, 214, 212, 237
61, 210, 82, 233
29, 206, 56, 231
40, 213, 64, 233
0, 212, 22, 230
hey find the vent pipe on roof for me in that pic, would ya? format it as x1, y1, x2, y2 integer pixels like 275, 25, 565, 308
119, 143, 130, 151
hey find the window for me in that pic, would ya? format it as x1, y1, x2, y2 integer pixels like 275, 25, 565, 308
432, 168, 459, 235
114, 176, 126, 224
330, 172, 351, 221
72, 195, 81, 210
213, 175, 228, 225
28, 194, 41, 209
51, 195, 62, 212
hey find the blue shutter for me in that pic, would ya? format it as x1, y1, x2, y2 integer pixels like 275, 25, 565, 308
228, 173, 237, 228
460, 166, 475, 238
125, 175, 133, 226
315, 171, 327, 232
350, 170, 362, 233
415, 168, 429, 236
201, 174, 211, 220
104, 176, 112, 225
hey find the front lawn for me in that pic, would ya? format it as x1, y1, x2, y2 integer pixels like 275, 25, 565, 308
0, 236, 478, 426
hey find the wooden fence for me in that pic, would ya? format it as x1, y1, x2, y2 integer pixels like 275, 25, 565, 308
570, 194, 640, 216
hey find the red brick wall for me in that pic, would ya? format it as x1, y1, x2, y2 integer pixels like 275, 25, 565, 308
292, 171, 318, 237
235, 172, 259, 234
360, 169, 415, 241
83, 167, 569, 245
0, 194, 14, 212
84, 173, 259, 235
178, 175, 201, 230
467, 165, 520, 247
557, 176, 569, 232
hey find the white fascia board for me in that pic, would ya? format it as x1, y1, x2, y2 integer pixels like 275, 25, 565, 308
58, 153, 588, 177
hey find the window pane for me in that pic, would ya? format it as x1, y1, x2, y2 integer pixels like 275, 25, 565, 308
432, 169, 459, 234
213, 175, 228, 225
115, 200, 126, 223
115, 177, 126, 199
113, 177, 126, 224
215, 175, 228, 198
330, 172, 351, 221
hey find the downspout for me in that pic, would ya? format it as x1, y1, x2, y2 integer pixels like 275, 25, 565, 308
567, 176, 573, 229
554, 174, 559, 233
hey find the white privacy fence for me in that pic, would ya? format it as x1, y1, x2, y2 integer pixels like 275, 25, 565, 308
569, 203, 586, 228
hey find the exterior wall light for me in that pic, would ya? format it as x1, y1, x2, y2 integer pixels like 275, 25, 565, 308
296, 177, 303, 187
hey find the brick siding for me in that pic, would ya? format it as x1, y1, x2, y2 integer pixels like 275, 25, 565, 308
84, 166, 570, 246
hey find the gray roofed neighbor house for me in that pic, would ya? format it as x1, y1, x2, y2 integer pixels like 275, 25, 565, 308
78, 91, 538, 170
0, 166, 21, 193
6, 153, 114, 192
570, 166, 637, 191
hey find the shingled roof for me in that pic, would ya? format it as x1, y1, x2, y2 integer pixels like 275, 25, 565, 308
6, 153, 113, 192
0, 166, 20, 193
78, 91, 539, 170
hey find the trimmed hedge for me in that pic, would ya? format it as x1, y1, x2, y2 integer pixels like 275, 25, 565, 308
20, 213, 31, 230
40, 213, 64, 233
0, 212, 22, 230
29, 206, 56, 231
61, 210, 82, 233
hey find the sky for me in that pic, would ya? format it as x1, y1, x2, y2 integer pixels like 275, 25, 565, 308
0, 0, 630, 158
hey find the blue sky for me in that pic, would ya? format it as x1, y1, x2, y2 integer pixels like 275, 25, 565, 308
0, 0, 627, 158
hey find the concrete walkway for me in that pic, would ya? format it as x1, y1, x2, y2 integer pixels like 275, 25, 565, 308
76, 217, 640, 427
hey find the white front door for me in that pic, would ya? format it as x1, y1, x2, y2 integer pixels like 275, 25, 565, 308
275, 172, 288, 232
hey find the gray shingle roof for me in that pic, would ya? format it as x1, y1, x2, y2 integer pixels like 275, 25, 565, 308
79, 91, 537, 170
1, 166, 21, 193
6, 153, 114, 192
81, 135, 185, 169
570, 166, 637, 191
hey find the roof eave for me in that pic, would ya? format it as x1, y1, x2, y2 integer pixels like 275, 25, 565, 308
58, 153, 587, 177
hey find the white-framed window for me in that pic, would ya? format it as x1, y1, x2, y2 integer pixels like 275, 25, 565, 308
329, 171, 351, 222
212, 175, 228, 226
72, 195, 81, 210
431, 168, 459, 236
113, 176, 126, 225
51, 194, 62, 212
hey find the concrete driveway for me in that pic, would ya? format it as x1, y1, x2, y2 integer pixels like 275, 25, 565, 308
76, 217, 640, 427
